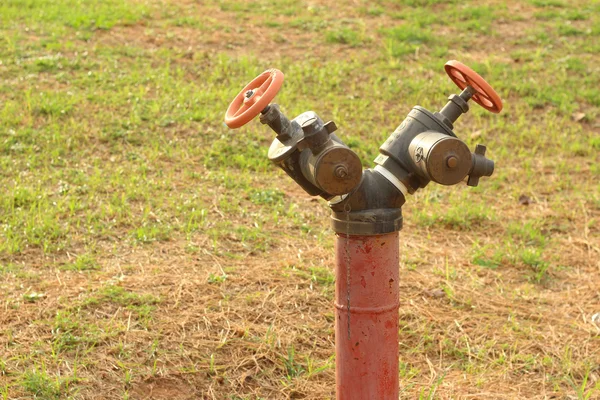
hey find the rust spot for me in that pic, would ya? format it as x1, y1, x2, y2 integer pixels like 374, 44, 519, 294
360, 276, 366, 288
357, 241, 373, 254
355, 342, 359, 347
371, 271, 375, 276
389, 278, 394, 288
381, 241, 386, 246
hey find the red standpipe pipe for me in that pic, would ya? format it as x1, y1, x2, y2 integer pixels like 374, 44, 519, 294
335, 232, 399, 399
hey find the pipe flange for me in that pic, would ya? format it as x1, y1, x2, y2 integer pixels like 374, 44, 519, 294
331, 208, 403, 236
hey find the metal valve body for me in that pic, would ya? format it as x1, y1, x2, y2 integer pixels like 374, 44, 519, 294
262, 105, 363, 199
375, 87, 495, 197
260, 85, 496, 236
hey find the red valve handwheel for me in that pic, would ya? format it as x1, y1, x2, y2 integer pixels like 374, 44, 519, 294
444, 60, 503, 113
224, 68, 284, 129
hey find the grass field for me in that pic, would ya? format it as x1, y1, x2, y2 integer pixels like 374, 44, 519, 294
1, 0, 599, 398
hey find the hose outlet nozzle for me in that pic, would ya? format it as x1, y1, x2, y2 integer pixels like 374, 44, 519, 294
467, 144, 495, 187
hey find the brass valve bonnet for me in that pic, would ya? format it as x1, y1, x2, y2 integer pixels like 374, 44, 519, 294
305, 144, 362, 195
408, 131, 472, 185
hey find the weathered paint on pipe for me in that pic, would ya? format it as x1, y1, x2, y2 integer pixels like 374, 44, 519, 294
335, 232, 399, 400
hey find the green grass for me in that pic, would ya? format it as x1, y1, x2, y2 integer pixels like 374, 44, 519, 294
0, 0, 599, 398
382, 25, 434, 57
326, 26, 368, 47
83, 285, 159, 311
21, 369, 63, 398
60, 253, 100, 271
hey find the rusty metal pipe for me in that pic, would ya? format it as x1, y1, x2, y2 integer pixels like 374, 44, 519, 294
335, 232, 399, 399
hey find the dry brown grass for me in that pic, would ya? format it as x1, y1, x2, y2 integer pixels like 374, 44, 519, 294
1, 0, 599, 399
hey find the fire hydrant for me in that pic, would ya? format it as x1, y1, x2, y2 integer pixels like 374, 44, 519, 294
224, 60, 502, 399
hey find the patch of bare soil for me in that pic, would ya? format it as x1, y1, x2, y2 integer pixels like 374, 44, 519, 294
133, 376, 195, 399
